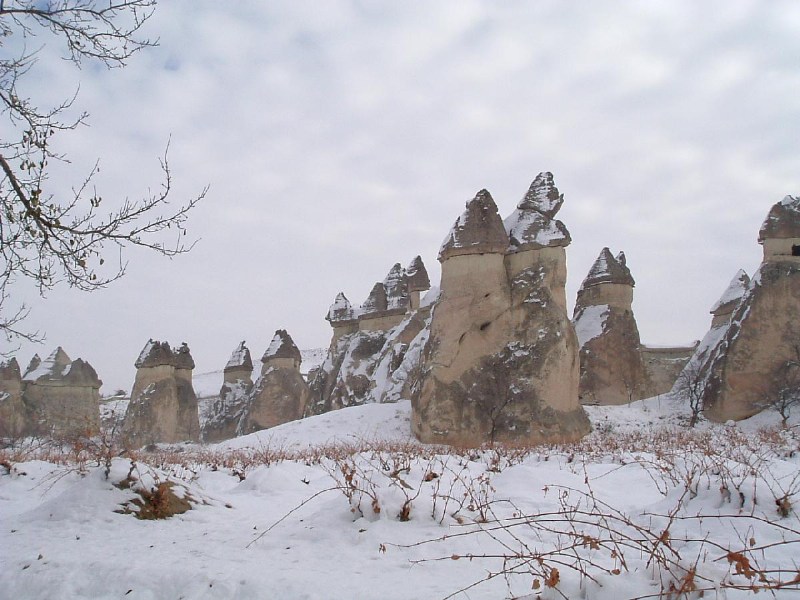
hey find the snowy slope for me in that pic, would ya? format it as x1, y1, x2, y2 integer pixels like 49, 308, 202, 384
2, 398, 799, 600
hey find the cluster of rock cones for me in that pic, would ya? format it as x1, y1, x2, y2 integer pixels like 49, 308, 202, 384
2, 176, 798, 446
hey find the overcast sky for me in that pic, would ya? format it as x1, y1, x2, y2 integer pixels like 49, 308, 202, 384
7, 1, 800, 392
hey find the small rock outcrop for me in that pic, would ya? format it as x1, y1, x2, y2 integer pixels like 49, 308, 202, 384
310, 256, 432, 414
699, 196, 800, 421
202, 342, 255, 443
572, 248, 650, 405
21, 347, 102, 436
239, 330, 309, 434
121, 340, 200, 445
412, 175, 590, 446
0, 358, 27, 437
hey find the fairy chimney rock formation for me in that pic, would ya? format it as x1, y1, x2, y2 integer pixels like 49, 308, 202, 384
413, 177, 590, 446
202, 341, 254, 443
121, 340, 200, 445
326, 292, 359, 342
239, 330, 309, 434
759, 195, 800, 260
224, 341, 254, 383
0, 358, 27, 437
406, 255, 431, 310
359, 263, 411, 332
572, 248, 650, 405
20, 347, 102, 436
700, 196, 800, 421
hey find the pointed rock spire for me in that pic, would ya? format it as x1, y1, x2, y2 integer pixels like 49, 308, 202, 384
360, 282, 388, 315
23, 347, 71, 381
518, 171, 564, 217
262, 329, 302, 365
580, 248, 635, 289
326, 292, 356, 324
383, 263, 409, 311
758, 195, 800, 242
135, 339, 173, 368
174, 343, 195, 370
24, 354, 41, 378
406, 255, 430, 292
505, 172, 571, 251
439, 189, 509, 262
225, 341, 253, 372
710, 269, 750, 315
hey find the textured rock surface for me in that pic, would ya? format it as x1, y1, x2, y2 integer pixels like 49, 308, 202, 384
413, 180, 590, 446
699, 197, 800, 421
20, 347, 102, 436
240, 330, 309, 433
701, 261, 800, 421
0, 358, 27, 437
572, 249, 650, 405
438, 189, 509, 261
202, 342, 254, 443
122, 340, 200, 445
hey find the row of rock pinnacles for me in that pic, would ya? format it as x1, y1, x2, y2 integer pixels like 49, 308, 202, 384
2, 173, 798, 445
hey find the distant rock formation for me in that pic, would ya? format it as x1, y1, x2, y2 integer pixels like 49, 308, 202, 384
202, 341, 254, 443
0, 358, 26, 437
572, 248, 650, 405
699, 195, 800, 421
239, 330, 309, 433
20, 347, 102, 436
310, 256, 433, 414
412, 174, 590, 446
121, 340, 200, 445
670, 270, 749, 401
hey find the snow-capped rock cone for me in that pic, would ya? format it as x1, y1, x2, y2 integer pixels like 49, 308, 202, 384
701, 195, 800, 421
0, 357, 27, 437
310, 255, 436, 416
672, 269, 749, 401
203, 341, 255, 443
413, 180, 590, 446
239, 330, 309, 434
572, 248, 650, 405
121, 340, 200, 446
326, 292, 359, 342
406, 255, 431, 310
20, 347, 102, 437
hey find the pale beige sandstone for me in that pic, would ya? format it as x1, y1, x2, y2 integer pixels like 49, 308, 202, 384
121, 340, 200, 446
572, 248, 651, 405
21, 347, 102, 437
0, 358, 27, 437
701, 196, 800, 421
413, 176, 590, 446
239, 330, 309, 433
641, 345, 696, 396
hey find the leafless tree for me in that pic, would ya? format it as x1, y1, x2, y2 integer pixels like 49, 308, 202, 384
674, 359, 706, 427
0, 1, 206, 348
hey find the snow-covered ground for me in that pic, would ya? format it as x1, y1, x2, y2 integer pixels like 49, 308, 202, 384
2, 395, 799, 600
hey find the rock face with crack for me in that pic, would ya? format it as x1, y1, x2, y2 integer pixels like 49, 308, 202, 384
412, 174, 590, 446
239, 330, 309, 433
122, 340, 200, 445
202, 341, 254, 443
572, 248, 651, 405
21, 347, 102, 437
699, 196, 800, 421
